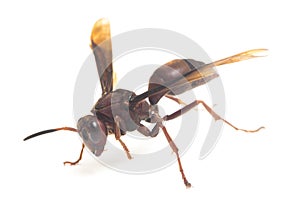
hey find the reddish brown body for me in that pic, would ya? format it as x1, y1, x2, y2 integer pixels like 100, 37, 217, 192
90, 58, 220, 140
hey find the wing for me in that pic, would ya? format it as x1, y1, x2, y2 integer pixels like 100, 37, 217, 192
130, 49, 268, 105
90, 18, 113, 95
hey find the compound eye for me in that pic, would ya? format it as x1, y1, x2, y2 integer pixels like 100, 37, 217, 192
89, 121, 102, 143
81, 129, 89, 141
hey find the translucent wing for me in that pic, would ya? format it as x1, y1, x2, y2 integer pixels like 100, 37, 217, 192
90, 18, 113, 95
131, 49, 268, 104
166, 49, 268, 93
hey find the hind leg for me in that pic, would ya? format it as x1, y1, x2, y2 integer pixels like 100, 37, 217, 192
164, 100, 264, 133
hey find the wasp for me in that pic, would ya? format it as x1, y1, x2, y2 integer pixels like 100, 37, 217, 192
24, 18, 267, 188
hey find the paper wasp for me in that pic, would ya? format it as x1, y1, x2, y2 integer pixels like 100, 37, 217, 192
24, 18, 267, 188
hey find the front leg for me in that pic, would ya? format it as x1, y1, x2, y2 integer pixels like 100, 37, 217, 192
63, 143, 85, 166
114, 116, 132, 159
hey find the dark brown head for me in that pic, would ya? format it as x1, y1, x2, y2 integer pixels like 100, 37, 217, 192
77, 115, 107, 157
23, 115, 107, 157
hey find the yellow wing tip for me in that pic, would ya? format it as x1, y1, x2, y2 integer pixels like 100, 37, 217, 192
244, 48, 269, 58
90, 18, 111, 48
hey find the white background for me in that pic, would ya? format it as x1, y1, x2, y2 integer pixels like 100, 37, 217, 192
1, 0, 299, 199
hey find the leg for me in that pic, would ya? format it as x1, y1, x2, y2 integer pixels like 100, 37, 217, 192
137, 123, 160, 137
161, 126, 191, 188
164, 100, 264, 133
64, 143, 85, 166
139, 110, 191, 187
165, 94, 187, 106
115, 116, 132, 159
165, 94, 198, 111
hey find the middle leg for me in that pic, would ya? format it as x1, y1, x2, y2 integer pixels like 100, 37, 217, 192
138, 122, 192, 188
161, 126, 191, 188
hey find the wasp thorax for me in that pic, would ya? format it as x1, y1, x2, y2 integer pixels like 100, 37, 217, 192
77, 115, 107, 157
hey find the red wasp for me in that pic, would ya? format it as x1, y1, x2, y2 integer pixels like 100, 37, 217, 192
24, 18, 267, 188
